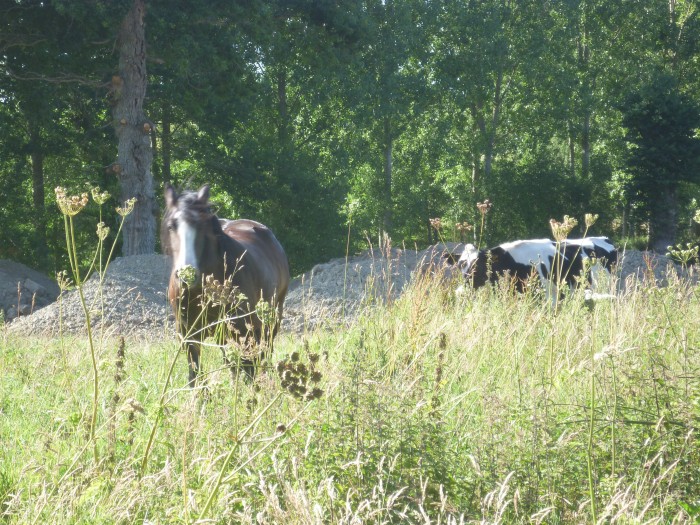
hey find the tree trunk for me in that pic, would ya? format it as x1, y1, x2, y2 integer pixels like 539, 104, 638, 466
568, 121, 576, 177
649, 186, 678, 252
382, 117, 393, 233
161, 106, 172, 183
113, 0, 156, 256
28, 121, 48, 265
581, 110, 590, 178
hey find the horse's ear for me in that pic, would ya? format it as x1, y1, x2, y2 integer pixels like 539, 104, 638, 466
164, 183, 178, 208
197, 185, 210, 203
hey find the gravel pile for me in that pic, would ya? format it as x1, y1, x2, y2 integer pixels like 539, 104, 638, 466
4, 245, 693, 339
8, 254, 174, 338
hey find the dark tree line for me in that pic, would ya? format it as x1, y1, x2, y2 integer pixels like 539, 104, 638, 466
1, 0, 699, 275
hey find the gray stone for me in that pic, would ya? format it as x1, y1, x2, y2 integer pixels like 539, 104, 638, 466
23, 278, 46, 297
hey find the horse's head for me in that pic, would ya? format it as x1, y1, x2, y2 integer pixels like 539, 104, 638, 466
163, 183, 218, 287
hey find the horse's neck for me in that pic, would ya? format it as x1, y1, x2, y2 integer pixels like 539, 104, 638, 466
203, 231, 245, 277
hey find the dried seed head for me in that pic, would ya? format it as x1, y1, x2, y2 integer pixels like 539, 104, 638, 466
56, 270, 73, 291
276, 424, 287, 433
116, 197, 137, 217
55, 187, 89, 216
91, 186, 111, 205
550, 215, 578, 241
96, 221, 110, 241
429, 217, 443, 231
584, 213, 599, 228
476, 199, 493, 216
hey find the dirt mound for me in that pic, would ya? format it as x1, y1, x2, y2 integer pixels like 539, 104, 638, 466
5, 245, 692, 338
0, 260, 60, 321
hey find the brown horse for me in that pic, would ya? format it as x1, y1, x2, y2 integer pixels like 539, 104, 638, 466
162, 184, 290, 386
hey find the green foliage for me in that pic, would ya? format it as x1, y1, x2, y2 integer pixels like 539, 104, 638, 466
2, 0, 700, 275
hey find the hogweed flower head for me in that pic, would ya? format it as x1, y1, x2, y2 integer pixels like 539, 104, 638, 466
584, 213, 599, 229
55, 187, 89, 216
429, 217, 443, 231
116, 197, 137, 217
56, 270, 73, 291
477, 199, 493, 216
91, 187, 111, 205
255, 299, 277, 327
96, 222, 110, 241
456, 221, 473, 233
550, 215, 578, 241
202, 274, 243, 306
666, 243, 699, 267
276, 350, 324, 401
176, 265, 197, 286
694, 209, 700, 224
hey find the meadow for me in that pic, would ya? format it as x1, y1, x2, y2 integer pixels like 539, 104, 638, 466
1, 263, 699, 524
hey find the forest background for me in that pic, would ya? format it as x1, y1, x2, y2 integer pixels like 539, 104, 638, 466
2, 0, 700, 276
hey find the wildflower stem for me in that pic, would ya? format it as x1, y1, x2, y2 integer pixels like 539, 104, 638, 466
68, 216, 100, 462
140, 340, 183, 477
198, 392, 283, 520
587, 332, 598, 523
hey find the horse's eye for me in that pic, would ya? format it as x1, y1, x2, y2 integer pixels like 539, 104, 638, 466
168, 219, 177, 231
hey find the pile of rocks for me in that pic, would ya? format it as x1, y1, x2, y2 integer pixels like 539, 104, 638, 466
0, 260, 60, 321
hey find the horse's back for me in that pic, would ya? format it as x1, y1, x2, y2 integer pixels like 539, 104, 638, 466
221, 219, 290, 304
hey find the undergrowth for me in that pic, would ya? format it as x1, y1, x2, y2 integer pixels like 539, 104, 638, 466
1, 260, 699, 523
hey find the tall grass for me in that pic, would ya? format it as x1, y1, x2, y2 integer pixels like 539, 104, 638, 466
1, 256, 698, 523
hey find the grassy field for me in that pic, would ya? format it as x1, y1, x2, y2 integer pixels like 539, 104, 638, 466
1, 269, 699, 524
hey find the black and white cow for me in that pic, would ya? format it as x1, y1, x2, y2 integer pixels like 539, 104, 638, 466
560, 237, 617, 287
450, 239, 585, 302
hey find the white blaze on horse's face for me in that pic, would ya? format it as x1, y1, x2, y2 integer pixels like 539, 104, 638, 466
175, 216, 200, 275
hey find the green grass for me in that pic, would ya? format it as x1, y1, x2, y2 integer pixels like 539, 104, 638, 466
1, 270, 699, 524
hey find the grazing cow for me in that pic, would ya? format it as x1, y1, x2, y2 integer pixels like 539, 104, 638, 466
162, 184, 290, 386
448, 239, 587, 302
451, 239, 584, 298
561, 237, 617, 287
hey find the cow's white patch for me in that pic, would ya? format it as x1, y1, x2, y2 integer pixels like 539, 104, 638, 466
457, 243, 480, 270
175, 220, 199, 272
565, 237, 616, 288
500, 239, 556, 277
498, 239, 560, 302
566, 237, 615, 256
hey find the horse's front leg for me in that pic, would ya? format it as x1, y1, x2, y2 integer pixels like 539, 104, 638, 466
187, 341, 201, 387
